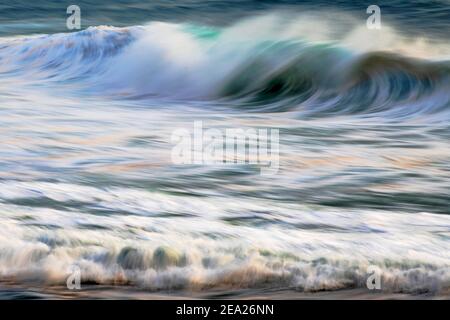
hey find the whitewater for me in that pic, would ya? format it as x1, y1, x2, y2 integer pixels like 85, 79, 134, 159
0, 9, 449, 298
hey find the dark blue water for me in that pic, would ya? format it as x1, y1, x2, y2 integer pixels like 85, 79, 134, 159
1, 1, 449, 38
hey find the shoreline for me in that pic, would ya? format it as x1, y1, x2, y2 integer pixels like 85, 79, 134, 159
0, 283, 445, 300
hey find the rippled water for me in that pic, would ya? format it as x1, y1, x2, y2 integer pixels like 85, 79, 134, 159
0, 1, 449, 298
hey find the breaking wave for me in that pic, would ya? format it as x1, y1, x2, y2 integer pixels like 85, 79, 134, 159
1, 14, 450, 118
1, 182, 449, 294
1, 13, 450, 297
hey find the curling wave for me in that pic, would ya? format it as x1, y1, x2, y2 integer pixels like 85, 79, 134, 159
0, 17, 450, 118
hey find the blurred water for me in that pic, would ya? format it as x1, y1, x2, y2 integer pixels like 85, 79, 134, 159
0, 1, 449, 297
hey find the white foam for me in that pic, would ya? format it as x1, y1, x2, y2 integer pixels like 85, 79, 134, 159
0, 182, 449, 292
1, 13, 449, 100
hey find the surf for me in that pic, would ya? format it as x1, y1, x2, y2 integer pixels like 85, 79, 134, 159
0, 14, 449, 119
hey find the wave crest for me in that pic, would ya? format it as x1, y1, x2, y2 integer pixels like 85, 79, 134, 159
1, 16, 449, 118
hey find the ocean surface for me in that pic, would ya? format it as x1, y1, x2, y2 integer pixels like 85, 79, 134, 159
0, 0, 449, 298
